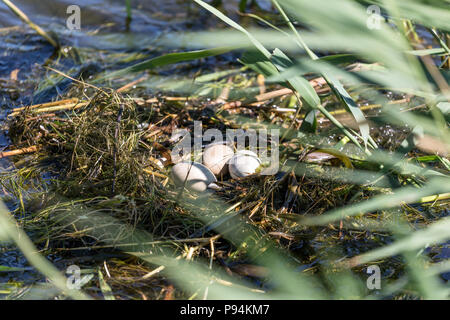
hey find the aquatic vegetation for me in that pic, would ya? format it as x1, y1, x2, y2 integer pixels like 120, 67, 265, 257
0, 0, 449, 300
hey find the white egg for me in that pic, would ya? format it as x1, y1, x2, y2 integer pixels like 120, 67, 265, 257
202, 143, 234, 176
171, 161, 217, 192
228, 150, 261, 179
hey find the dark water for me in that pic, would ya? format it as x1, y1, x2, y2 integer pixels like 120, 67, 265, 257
0, 0, 248, 41
0, 0, 216, 71
1, 0, 201, 28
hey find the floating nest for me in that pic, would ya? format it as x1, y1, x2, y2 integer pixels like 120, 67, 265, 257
3, 86, 359, 246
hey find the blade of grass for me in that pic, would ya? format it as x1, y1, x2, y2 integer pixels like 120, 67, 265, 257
98, 269, 115, 300
0, 201, 90, 299
1, 0, 59, 48
102, 46, 235, 80
273, 0, 375, 148
193, 0, 367, 152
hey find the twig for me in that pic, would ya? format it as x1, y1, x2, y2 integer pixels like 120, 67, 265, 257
117, 75, 148, 93
45, 66, 105, 93
11, 98, 79, 112
55, 236, 220, 251
25, 113, 57, 122
142, 168, 168, 179
9, 101, 89, 117
418, 193, 450, 204
0, 146, 38, 159
30, 102, 89, 114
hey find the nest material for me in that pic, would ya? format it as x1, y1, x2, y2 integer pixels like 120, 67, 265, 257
9, 91, 154, 198
5, 89, 385, 234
